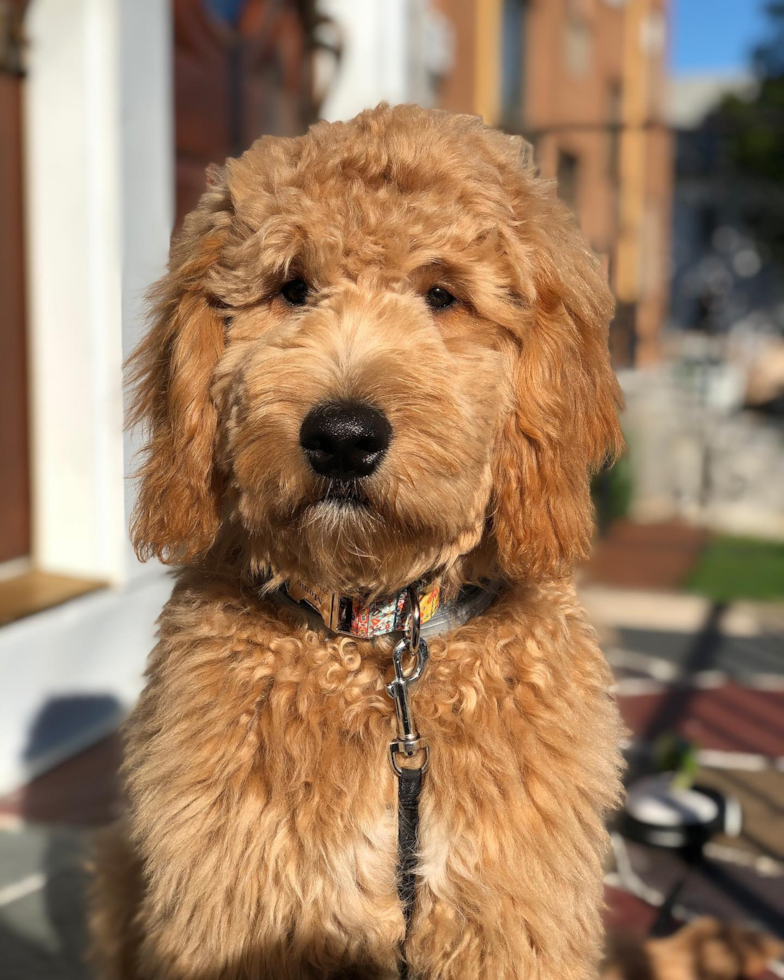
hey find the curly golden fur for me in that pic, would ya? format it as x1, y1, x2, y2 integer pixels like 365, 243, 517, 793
89, 104, 625, 979
602, 917, 784, 980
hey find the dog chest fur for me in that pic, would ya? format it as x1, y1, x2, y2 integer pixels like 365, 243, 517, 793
94, 573, 622, 980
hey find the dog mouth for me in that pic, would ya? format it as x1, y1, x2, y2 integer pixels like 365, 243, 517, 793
316, 480, 371, 509
285, 481, 375, 529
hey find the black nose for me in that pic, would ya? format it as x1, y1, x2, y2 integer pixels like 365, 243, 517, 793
300, 402, 391, 480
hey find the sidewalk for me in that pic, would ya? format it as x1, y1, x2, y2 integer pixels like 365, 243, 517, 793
585, 520, 709, 592
584, 582, 784, 968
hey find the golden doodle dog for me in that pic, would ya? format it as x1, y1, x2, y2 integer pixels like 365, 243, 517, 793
89, 104, 625, 980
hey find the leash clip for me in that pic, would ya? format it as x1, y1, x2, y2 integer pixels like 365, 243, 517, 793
387, 586, 430, 775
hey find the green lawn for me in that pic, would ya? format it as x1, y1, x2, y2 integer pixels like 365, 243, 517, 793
687, 535, 784, 602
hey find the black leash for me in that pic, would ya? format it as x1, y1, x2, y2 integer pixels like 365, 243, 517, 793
397, 767, 423, 978
386, 587, 431, 980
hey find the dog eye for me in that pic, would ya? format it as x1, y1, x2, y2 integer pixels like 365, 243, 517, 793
425, 286, 456, 310
280, 278, 310, 306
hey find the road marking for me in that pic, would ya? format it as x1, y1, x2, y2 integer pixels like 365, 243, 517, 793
622, 738, 783, 772
703, 842, 784, 877
0, 873, 46, 907
608, 647, 784, 692
608, 647, 681, 680
697, 748, 775, 771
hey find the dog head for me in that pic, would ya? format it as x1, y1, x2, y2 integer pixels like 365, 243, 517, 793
129, 105, 622, 594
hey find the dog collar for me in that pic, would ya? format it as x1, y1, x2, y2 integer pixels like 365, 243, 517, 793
276, 578, 501, 640
281, 579, 441, 638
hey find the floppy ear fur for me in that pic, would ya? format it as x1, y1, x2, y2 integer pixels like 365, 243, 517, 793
128, 177, 233, 563
492, 185, 624, 582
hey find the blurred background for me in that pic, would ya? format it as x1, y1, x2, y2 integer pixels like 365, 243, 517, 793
1, 0, 783, 977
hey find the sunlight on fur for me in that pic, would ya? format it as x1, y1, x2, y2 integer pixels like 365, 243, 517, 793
89, 104, 627, 980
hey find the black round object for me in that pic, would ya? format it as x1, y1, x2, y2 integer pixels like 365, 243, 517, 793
620, 783, 727, 852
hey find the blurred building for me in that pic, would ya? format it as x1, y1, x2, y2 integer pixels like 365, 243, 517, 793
668, 72, 784, 341
526, 0, 672, 369
425, 0, 674, 368
615, 69, 784, 541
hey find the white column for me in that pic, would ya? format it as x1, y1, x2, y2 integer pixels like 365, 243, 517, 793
319, 0, 417, 122
24, 0, 173, 585
24, 0, 126, 583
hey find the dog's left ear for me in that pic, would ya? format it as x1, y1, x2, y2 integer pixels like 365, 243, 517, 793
492, 171, 623, 582
127, 173, 233, 563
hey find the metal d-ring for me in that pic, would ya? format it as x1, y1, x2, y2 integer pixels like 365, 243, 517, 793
405, 584, 421, 656
386, 587, 430, 775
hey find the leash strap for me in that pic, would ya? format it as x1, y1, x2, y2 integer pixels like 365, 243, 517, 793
386, 586, 431, 979
397, 767, 423, 979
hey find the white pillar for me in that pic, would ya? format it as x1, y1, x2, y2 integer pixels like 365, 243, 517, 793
23, 0, 173, 585
319, 0, 421, 122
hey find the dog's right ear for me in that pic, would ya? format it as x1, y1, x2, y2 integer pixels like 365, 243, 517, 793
128, 174, 233, 563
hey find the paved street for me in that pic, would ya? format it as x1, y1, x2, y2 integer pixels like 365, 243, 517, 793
598, 590, 784, 980
0, 826, 88, 980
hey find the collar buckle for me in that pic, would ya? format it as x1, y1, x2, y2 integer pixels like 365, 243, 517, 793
283, 579, 441, 639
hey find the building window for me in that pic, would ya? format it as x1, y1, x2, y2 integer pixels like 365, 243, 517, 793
500, 0, 528, 123
608, 81, 622, 181
202, 0, 247, 27
700, 205, 718, 249
557, 150, 580, 214
564, 10, 592, 76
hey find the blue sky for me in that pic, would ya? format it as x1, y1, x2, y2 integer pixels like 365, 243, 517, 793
671, 0, 770, 74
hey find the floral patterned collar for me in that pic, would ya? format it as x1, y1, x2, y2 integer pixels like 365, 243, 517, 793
281, 579, 442, 639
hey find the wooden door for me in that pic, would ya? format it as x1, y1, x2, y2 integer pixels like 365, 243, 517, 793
0, 0, 31, 564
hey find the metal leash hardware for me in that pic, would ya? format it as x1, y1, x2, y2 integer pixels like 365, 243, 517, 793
387, 585, 431, 775
387, 586, 431, 979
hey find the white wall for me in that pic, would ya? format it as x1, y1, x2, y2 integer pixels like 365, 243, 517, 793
0, 0, 174, 794
0, 575, 172, 792
23, 0, 174, 586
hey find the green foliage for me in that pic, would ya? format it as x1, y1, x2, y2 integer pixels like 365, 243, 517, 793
591, 449, 633, 534
654, 734, 700, 790
687, 534, 784, 602
714, 2, 784, 261
753, 2, 784, 78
